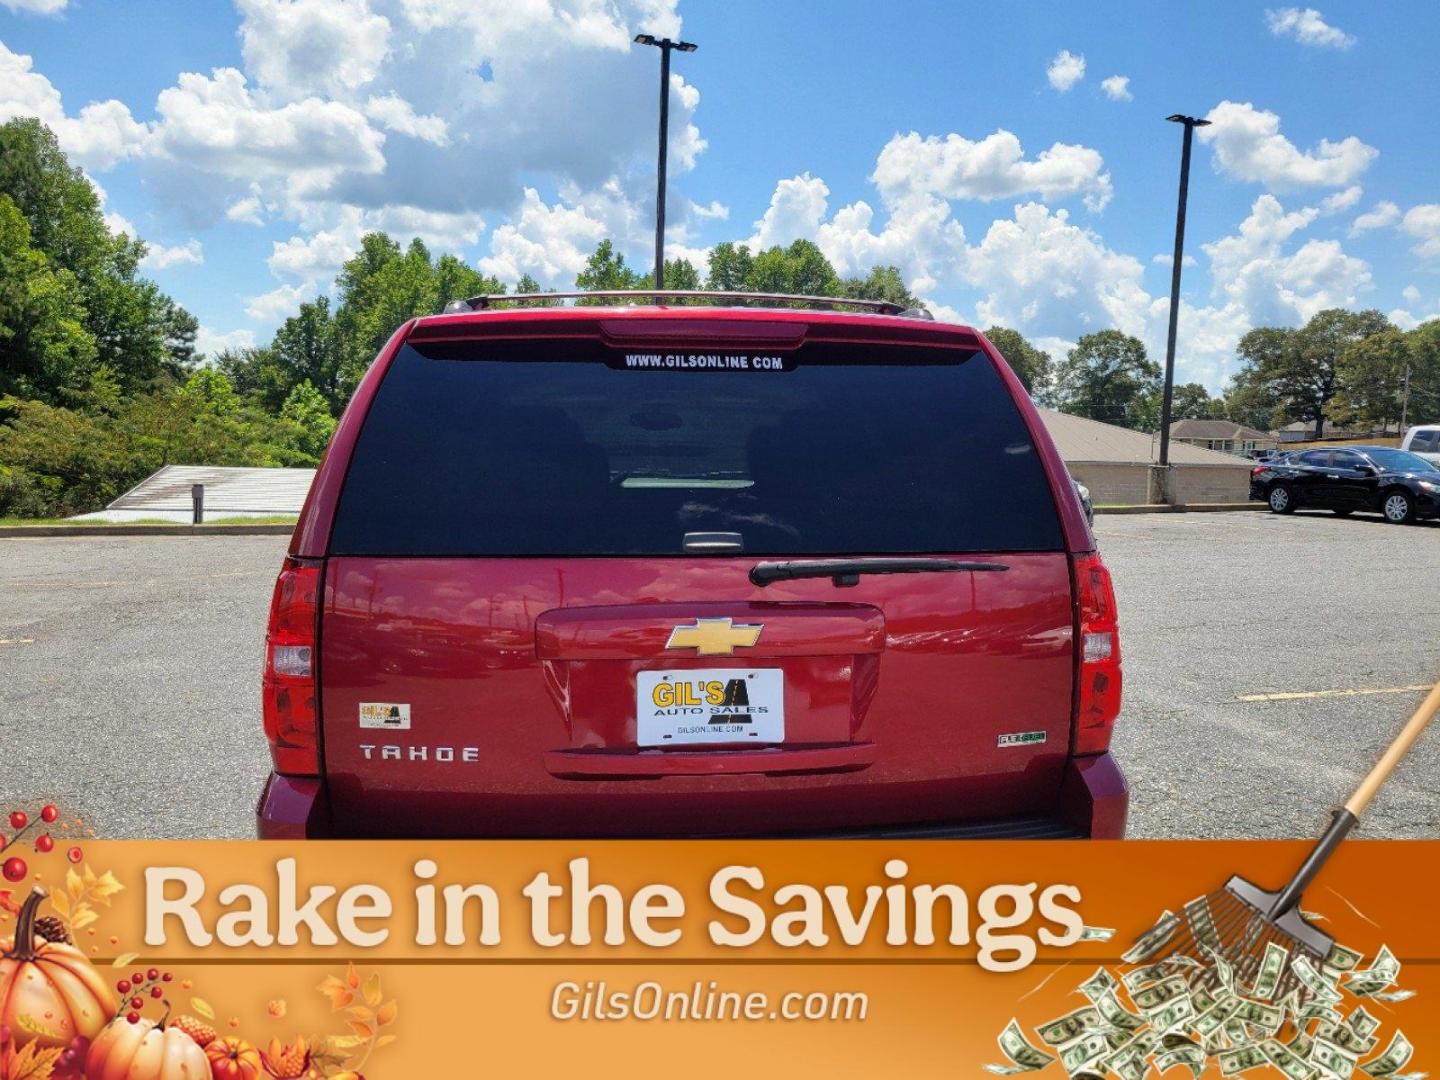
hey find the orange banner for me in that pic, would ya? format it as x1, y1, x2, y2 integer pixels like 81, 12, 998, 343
1, 840, 1434, 1078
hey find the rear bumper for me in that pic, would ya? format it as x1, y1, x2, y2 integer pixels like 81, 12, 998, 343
255, 774, 331, 839
255, 752, 1127, 839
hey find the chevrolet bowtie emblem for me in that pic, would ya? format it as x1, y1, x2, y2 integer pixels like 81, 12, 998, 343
665, 617, 763, 657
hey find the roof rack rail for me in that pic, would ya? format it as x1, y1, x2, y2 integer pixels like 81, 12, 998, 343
440, 289, 919, 316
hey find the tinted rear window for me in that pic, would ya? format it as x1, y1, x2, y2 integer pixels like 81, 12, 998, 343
329, 338, 1063, 555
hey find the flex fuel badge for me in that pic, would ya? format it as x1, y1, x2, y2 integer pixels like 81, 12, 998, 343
359, 702, 411, 730
997, 730, 1046, 748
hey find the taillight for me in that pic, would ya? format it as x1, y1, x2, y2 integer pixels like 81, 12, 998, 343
263, 557, 322, 775
1072, 552, 1122, 755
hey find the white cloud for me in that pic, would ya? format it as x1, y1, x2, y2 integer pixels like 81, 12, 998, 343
0, 0, 67, 13
1202, 193, 1370, 326
1199, 100, 1376, 189
747, 173, 830, 250
237, 0, 391, 98
246, 282, 317, 322
0, 42, 148, 169
140, 238, 204, 270
870, 129, 1112, 211
1319, 185, 1362, 214
226, 195, 266, 226
966, 203, 1150, 341
816, 194, 968, 294
1046, 50, 1085, 92
149, 68, 386, 186
103, 211, 138, 238
1401, 205, 1440, 259
1100, 75, 1132, 102
1151, 253, 1197, 268
195, 326, 256, 357
1265, 7, 1355, 49
1349, 201, 1400, 236
690, 199, 729, 221
1402, 285, 1421, 304
364, 94, 449, 146
478, 187, 609, 285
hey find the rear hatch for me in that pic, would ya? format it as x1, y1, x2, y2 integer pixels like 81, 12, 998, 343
316, 313, 1079, 836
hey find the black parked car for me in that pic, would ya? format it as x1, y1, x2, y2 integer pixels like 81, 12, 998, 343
1250, 445, 1440, 524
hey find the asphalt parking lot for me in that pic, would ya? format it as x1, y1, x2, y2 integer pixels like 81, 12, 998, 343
1, 511, 1437, 840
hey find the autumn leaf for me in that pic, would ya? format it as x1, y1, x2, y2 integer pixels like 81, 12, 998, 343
325, 1035, 366, 1052
346, 1021, 373, 1040
90, 871, 124, 905
70, 907, 98, 932
111, 952, 138, 968
374, 1034, 397, 1050
65, 868, 83, 902
191, 998, 216, 1020
317, 976, 354, 1011
82, 864, 97, 889
361, 972, 382, 1007
15, 1014, 64, 1040
46, 892, 67, 919
344, 962, 360, 990
344, 1006, 373, 1024
375, 1000, 397, 1027
4, 1040, 63, 1080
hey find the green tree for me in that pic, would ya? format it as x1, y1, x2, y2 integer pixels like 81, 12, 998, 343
1402, 320, 1440, 426
842, 265, 922, 311
575, 239, 640, 302
636, 257, 702, 294
746, 239, 841, 298
434, 253, 502, 311
0, 195, 96, 400
278, 380, 337, 458
983, 327, 1052, 397
705, 242, 753, 291
0, 119, 194, 393
1332, 327, 1411, 433
1052, 331, 1160, 430
510, 273, 560, 306
1168, 382, 1215, 421
270, 297, 342, 411
1234, 308, 1392, 438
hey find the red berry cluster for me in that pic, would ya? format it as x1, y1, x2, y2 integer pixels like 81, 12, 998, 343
1, 803, 81, 881
56, 1033, 92, 1077
115, 967, 175, 1024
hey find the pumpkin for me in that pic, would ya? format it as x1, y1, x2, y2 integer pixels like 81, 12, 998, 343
0, 887, 115, 1049
206, 1036, 264, 1080
86, 1012, 210, 1080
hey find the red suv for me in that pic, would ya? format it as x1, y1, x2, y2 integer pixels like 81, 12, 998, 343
257, 294, 1127, 838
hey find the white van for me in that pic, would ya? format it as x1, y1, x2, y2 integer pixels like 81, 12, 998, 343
1401, 425, 1440, 466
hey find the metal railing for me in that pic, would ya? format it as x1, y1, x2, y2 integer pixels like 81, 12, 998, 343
442, 290, 928, 316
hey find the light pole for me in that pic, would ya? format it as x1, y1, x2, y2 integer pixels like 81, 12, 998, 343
634, 33, 697, 291
1157, 114, 1211, 479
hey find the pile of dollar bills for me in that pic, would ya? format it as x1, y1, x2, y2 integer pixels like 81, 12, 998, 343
986, 906, 1420, 1079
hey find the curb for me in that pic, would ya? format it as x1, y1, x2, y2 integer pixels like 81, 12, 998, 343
1096, 503, 1264, 515
0, 524, 295, 538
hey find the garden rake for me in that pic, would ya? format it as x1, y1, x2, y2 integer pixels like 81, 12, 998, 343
1131, 677, 1440, 1003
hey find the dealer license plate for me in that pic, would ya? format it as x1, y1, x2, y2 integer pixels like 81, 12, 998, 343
636, 669, 784, 747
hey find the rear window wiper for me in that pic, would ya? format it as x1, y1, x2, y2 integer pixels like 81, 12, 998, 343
749, 558, 1009, 588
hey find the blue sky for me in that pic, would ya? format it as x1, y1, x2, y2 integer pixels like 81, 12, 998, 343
2, 0, 1438, 390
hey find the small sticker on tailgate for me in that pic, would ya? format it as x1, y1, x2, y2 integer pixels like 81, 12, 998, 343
359, 702, 411, 730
